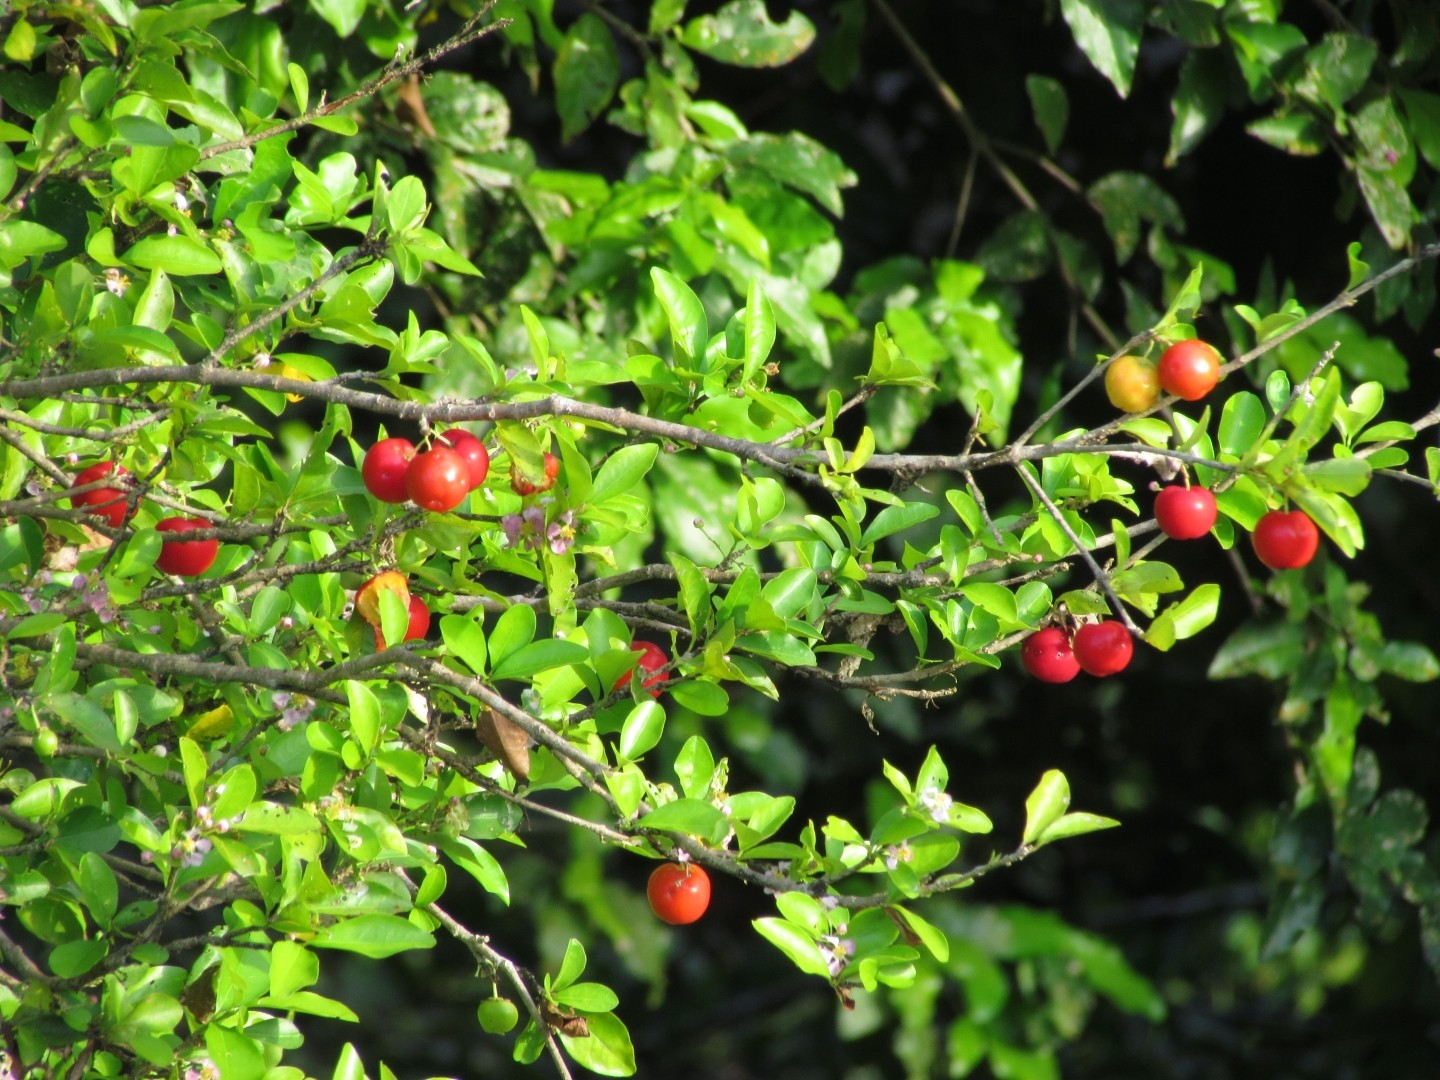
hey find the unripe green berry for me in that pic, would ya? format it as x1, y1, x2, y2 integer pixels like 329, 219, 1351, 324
477, 996, 519, 1034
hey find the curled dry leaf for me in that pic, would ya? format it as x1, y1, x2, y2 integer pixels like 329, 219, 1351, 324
539, 1000, 589, 1038
475, 706, 531, 782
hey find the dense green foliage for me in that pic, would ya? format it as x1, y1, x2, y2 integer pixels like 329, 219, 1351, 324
2, 0, 1439, 1077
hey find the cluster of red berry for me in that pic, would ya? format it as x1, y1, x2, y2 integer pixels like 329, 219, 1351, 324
361, 431, 491, 511
361, 430, 564, 509
1023, 338, 1323, 682
69, 461, 218, 578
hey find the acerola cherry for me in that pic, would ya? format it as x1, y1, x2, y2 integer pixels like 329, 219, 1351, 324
1157, 339, 1222, 401
613, 641, 670, 697
1252, 509, 1319, 570
356, 571, 409, 629
477, 996, 519, 1035
1154, 485, 1218, 540
155, 517, 219, 577
406, 593, 430, 640
1104, 355, 1161, 414
362, 438, 416, 503
438, 430, 490, 491
1072, 621, 1133, 677
371, 594, 430, 650
72, 461, 133, 528
1021, 627, 1080, 684
647, 862, 711, 925
406, 446, 470, 512
510, 453, 560, 496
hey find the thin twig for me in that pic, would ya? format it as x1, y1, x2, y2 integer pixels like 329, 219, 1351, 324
198, 5, 510, 160
1017, 467, 1138, 634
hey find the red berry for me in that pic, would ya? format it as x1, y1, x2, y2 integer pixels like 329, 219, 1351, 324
406, 446, 470, 512
510, 453, 560, 496
155, 517, 219, 577
1156, 339, 1222, 401
1252, 510, 1319, 570
438, 430, 490, 490
613, 641, 670, 697
1072, 621, 1133, 677
647, 862, 710, 925
1154, 485, 1217, 540
374, 592, 431, 650
362, 438, 416, 503
1021, 627, 1080, 683
406, 593, 430, 641
72, 461, 133, 528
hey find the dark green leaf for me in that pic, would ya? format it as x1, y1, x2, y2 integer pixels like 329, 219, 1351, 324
554, 14, 619, 142
1025, 75, 1069, 154
1059, 0, 1143, 98
682, 0, 816, 68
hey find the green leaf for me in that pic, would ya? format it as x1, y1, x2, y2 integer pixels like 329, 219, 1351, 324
1218, 392, 1266, 458
860, 502, 940, 547
666, 679, 729, 715
1059, 0, 1143, 98
206, 1027, 266, 1080
345, 680, 381, 753
1089, 171, 1183, 263
640, 799, 731, 844
438, 835, 509, 901
1168, 49, 1229, 163
674, 734, 716, 799
258, 991, 358, 1021
591, 443, 659, 505
559, 1011, 636, 1076
682, 0, 816, 67
554, 13, 619, 141
0, 220, 66, 263
1146, 584, 1220, 652
11, 777, 84, 819
487, 604, 538, 671
891, 904, 950, 962
1302, 456, 1372, 496
552, 982, 620, 1012
236, 802, 321, 835
1208, 621, 1308, 680
618, 700, 666, 760
1376, 641, 1440, 682
489, 638, 591, 681
977, 210, 1053, 282
555, 938, 588, 990
742, 278, 777, 382
49, 937, 107, 978
651, 267, 709, 366
1023, 770, 1071, 845
440, 613, 488, 676
1345, 241, 1370, 289
50, 692, 122, 753
311, 915, 435, 959
77, 852, 118, 928
753, 917, 831, 978
122, 235, 222, 276
1034, 812, 1121, 846
270, 940, 319, 997
669, 550, 713, 636
1025, 75, 1069, 154
726, 132, 857, 216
